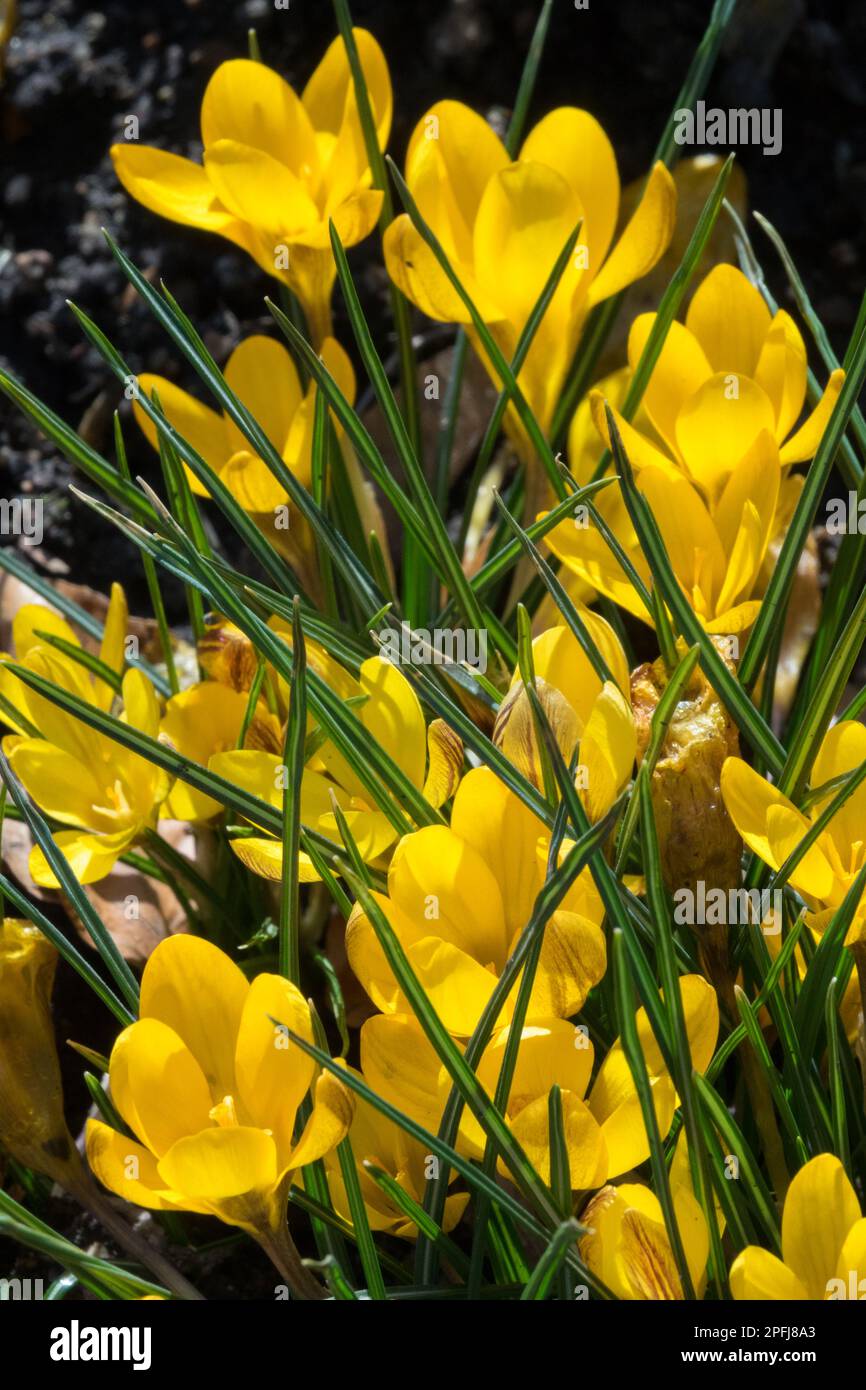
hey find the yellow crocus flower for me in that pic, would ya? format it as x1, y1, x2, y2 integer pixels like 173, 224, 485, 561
1, 587, 170, 886
209, 655, 462, 881
730, 1154, 866, 1299
546, 427, 781, 634
346, 765, 611, 1038
325, 1065, 469, 1240
86, 935, 353, 1297
158, 680, 251, 823
111, 33, 391, 345
360, 975, 717, 1190
580, 1176, 709, 1300
721, 721, 866, 921
598, 263, 844, 503
496, 609, 636, 821
384, 101, 675, 464
0, 918, 84, 1187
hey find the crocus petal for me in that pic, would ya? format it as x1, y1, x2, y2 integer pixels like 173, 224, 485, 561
590, 393, 682, 480
234, 974, 316, 1160
713, 429, 780, 562
811, 720, 866, 859
674, 372, 777, 497
835, 1217, 866, 1292
303, 28, 392, 159
617, 1201, 684, 1299
754, 309, 808, 441
230, 836, 320, 884
108, 1018, 213, 1158
96, 583, 129, 712
200, 58, 319, 180
685, 264, 772, 377
781, 1153, 861, 1300
627, 314, 712, 456
422, 719, 464, 808
360, 1012, 444, 1129
387, 824, 508, 970
29, 826, 139, 888
383, 212, 498, 324
587, 161, 676, 307
204, 139, 319, 234
598, 1075, 677, 1178
357, 656, 427, 792
157, 1127, 278, 1213
86, 1119, 195, 1213
450, 767, 546, 938
720, 758, 836, 902
110, 144, 239, 233
779, 369, 845, 465
531, 610, 631, 717
286, 1069, 354, 1172
160, 682, 248, 821
5, 739, 105, 829
473, 160, 582, 333
519, 107, 620, 271
405, 99, 508, 262
222, 335, 303, 459
578, 680, 636, 822
729, 1247, 809, 1300
637, 468, 726, 610
508, 1089, 606, 1190
529, 911, 607, 1019
133, 374, 225, 497
12, 604, 80, 661
140, 935, 249, 1100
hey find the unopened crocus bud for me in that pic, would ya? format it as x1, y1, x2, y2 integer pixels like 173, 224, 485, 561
0, 919, 82, 1185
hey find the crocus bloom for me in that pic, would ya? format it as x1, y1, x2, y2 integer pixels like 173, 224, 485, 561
546, 428, 781, 633
210, 655, 463, 881
721, 721, 866, 922
360, 975, 717, 1189
158, 681, 251, 822
495, 611, 636, 821
598, 263, 844, 504
730, 1154, 866, 1299
347, 765, 611, 1037
2, 588, 169, 886
580, 1177, 709, 1300
112, 33, 392, 345
87, 936, 352, 1295
325, 1066, 469, 1239
0, 919, 83, 1187
384, 101, 675, 463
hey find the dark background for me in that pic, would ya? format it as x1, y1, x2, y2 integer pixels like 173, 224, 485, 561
1, 0, 866, 595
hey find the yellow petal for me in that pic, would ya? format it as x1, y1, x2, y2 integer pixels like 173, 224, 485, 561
133, 374, 225, 497
779, 369, 845, 465
406, 100, 507, 263
685, 264, 772, 376
720, 757, 836, 902
96, 583, 129, 712
357, 655, 427, 792
530, 610, 631, 719
6, 738, 105, 829
449, 767, 546, 938
473, 160, 582, 332
529, 911, 607, 1019
422, 719, 463, 808
222, 335, 303, 459
388, 825, 509, 971
360, 1012, 444, 1129
519, 107, 619, 270
617, 1201, 683, 1299
287, 1069, 354, 1172
28, 826, 139, 888
111, 144, 239, 234
86, 1119, 193, 1212
781, 1153, 862, 1300
140, 935, 248, 1099
835, 1216, 866, 1294
578, 680, 636, 822
637, 467, 726, 612
383, 212, 496, 324
729, 1247, 809, 1300
673, 372, 776, 497
303, 28, 391, 159
12, 605, 80, 660
201, 59, 319, 180
754, 309, 808, 441
587, 161, 676, 307
234, 974, 315, 1160
160, 681, 248, 821
627, 314, 711, 455
108, 1018, 212, 1158
157, 1127, 278, 1212
508, 1089, 606, 1190
204, 139, 319, 234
